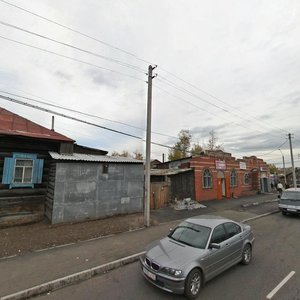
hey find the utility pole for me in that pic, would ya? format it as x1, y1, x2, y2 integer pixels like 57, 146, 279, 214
288, 133, 297, 188
144, 65, 156, 227
278, 148, 286, 185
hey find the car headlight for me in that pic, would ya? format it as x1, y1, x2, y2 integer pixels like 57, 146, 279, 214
161, 267, 183, 277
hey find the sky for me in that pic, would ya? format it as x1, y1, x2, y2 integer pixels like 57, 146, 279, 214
0, 0, 299, 168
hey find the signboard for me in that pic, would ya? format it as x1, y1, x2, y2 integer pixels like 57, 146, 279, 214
215, 160, 226, 170
260, 166, 268, 172
240, 162, 246, 170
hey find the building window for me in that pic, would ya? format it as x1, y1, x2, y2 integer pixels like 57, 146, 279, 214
230, 169, 237, 187
2, 153, 44, 188
103, 164, 109, 174
203, 168, 212, 188
14, 159, 34, 183
244, 173, 250, 185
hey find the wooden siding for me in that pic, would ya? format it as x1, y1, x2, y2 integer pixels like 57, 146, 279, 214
45, 162, 56, 221
0, 135, 60, 226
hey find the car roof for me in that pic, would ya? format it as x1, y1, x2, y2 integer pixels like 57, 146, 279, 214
284, 188, 300, 192
184, 215, 235, 228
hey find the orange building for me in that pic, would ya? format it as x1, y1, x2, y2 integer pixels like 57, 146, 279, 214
155, 150, 270, 202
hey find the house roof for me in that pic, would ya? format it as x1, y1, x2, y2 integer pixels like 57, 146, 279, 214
49, 151, 143, 163
151, 168, 193, 176
0, 107, 74, 142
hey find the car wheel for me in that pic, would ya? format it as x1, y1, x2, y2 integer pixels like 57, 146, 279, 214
184, 268, 202, 299
282, 211, 287, 216
241, 244, 252, 265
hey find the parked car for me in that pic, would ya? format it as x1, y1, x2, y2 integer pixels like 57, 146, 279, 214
140, 215, 254, 299
278, 187, 300, 216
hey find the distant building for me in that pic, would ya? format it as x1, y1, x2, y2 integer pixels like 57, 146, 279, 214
150, 150, 270, 207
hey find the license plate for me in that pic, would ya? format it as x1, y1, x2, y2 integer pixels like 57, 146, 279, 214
143, 267, 156, 281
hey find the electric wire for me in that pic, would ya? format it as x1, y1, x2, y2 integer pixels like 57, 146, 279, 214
157, 76, 286, 139
0, 0, 153, 65
0, 35, 145, 83
158, 68, 287, 135
0, 90, 178, 140
0, 20, 146, 73
0, 0, 290, 140
0, 0, 294, 162
0, 94, 186, 153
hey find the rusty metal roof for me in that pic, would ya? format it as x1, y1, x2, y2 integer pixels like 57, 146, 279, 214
49, 151, 143, 163
0, 107, 74, 142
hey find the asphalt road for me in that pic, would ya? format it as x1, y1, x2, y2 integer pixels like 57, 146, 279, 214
37, 211, 300, 300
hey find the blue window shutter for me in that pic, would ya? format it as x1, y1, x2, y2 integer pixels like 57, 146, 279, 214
2, 157, 14, 184
33, 159, 44, 184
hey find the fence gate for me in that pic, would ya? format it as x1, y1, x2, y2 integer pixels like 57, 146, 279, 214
150, 182, 169, 209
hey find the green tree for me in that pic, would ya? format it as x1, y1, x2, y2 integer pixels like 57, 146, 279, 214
191, 142, 203, 156
268, 164, 278, 174
168, 130, 192, 161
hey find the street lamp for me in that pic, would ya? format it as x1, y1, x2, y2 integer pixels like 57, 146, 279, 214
278, 149, 286, 185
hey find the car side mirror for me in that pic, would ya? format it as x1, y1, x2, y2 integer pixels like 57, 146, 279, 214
209, 243, 221, 250
169, 228, 173, 233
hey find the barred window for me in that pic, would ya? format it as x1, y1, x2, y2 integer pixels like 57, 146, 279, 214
230, 169, 237, 187
244, 173, 250, 185
203, 168, 212, 188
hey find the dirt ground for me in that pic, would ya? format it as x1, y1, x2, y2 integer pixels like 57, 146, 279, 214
0, 213, 156, 258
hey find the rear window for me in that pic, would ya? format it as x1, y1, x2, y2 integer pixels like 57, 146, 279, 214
281, 191, 300, 201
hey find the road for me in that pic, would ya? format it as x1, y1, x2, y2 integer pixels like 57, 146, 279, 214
37, 210, 300, 300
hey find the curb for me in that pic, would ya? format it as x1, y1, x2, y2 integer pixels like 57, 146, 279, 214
241, 209, 280, 223
0, 251, 145, 300
241, 199, 278, 208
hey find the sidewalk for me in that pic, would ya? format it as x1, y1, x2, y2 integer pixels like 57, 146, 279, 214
0, 193, 278, 300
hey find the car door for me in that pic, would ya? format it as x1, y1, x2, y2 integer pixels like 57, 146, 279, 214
201, 224, 230, 280
223, 222, 243, 263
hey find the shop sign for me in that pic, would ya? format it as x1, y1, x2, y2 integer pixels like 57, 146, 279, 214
260, 166, 268, 172
240, 162, 246, 170
216, 160, 226, 170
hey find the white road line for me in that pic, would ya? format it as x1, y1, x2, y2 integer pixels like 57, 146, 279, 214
266, 271, 296, 299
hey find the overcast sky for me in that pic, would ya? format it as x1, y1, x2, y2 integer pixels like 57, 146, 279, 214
0, 0, 299, 167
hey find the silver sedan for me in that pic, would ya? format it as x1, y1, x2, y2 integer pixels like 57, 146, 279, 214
140, 215, 254, 299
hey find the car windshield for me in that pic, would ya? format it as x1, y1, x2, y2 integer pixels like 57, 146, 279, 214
281, 191, 300, 201
168, 221, 211, 249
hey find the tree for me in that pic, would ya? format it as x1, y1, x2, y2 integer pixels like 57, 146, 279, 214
111, 150, 143, 160
191, 142, 203, 156
206, 130, 223, 151
168, 130, 192, 161
268, 164, 278, 174
133, 151, 144, 160
111, 150, 130, 157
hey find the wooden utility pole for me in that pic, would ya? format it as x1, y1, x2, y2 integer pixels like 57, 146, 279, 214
144, 65, 156, 227
288, 133, 297, 188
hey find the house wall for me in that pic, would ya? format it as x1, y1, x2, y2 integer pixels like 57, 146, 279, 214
191, 155, 270, 201
50, 162, 144, 224
0, 136, 58, 226
170, 170, 195, 200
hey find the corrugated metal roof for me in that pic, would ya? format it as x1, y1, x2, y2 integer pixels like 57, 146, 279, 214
151, 168, 193, 176
49, 151, 143, 163
0, 107, 74, 142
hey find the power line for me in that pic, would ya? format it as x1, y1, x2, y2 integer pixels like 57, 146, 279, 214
0, 94, 183, 153
0, 0, 153, 65
0, 90, 178, 140
0, 35, 145, 83
0, 20, 146, 73
155, 83, 276, 136
158, 68, 287, 135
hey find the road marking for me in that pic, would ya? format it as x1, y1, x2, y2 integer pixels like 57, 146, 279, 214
266, 271, 296, 299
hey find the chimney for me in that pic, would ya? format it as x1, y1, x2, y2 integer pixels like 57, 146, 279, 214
51, 116, 55, 131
